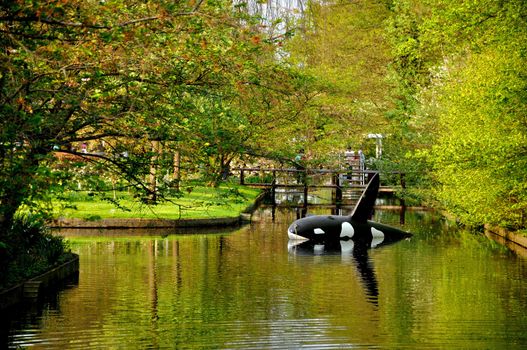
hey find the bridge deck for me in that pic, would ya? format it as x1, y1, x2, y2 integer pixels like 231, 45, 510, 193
234, 167, 404, 207
244, 182, 397, 193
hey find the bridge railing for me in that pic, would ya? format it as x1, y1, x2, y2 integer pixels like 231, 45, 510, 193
232, 167, 406, 191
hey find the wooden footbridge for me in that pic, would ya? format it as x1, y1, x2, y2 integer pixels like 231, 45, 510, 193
233, 167, 406, 208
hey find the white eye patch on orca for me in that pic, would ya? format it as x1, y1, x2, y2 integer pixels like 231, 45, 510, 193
371, 227, 384, 238
340, 222, 355, 238
314, 228, 325, 235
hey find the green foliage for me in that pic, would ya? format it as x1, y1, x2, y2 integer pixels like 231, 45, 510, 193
0, 0, 314, 230
428, 47, 527, 228
0, 215, 70, 290
285, 0, 394, 160
2, 0, 524, 233
385, 0, 527, 229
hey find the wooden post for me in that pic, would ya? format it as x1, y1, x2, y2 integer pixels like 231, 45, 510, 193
399, 172, 406, 224
400, 203, 406, 225
333, 173, 342, 204
271, 177, 276, 207
259, 168, 264, 183
331, 174, 336, 202
303, 170, 308, 208
240, 168, 245, 185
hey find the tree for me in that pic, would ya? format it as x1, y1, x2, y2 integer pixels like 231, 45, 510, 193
285, 0, 394, 163
385, 0, 527, 228
423, 0, 527, 228
0, 0, 313, 230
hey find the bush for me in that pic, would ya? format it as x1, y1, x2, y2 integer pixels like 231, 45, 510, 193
0, 215, 69, 290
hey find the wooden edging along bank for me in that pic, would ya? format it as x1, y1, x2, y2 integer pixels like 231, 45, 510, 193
50, 216, 244, 229
0, 254, 79, 311
484, 225, 527, 257
441, 210, 527, 255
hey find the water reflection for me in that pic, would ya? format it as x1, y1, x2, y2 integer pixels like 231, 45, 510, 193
288, 239, 380, 305
1, 274, 79, 347
3, 209, 527, 349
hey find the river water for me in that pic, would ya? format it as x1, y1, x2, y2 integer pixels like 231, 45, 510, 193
3, 207, 527, 349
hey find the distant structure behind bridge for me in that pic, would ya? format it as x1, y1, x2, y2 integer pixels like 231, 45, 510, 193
343, 149, 366, 186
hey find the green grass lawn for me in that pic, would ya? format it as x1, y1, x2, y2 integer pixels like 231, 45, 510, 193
54, 184, 262, 221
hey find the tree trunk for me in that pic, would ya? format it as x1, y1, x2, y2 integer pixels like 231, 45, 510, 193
149, 141, 161, 202
173, 150, 181, 191
0, 149, 46, 234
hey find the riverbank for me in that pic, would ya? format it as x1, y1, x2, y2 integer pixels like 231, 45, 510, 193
51, 216, 246, 229
52, 184, 261, 221
0, 253, 79, 311
50, 189, 266, 229
1, 187, 265, 310
484, 225, 527, 257
440, 210, 527, 254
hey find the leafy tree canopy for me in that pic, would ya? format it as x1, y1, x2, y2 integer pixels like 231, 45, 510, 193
0, 0, 315, 229
386, 0, 527, 228
285, 0, 393, 164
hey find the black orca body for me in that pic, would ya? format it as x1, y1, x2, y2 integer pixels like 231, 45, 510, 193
287, 173, 411, 245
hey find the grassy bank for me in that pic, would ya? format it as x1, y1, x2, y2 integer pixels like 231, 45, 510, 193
0, 216, 73, 291
1, 184, 260, 292
53, 184, 262, 221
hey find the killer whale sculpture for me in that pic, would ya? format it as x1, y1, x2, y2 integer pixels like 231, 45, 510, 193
287, 172, 411, 245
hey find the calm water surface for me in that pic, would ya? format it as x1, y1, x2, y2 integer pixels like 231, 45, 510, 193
3, 207, 527, 349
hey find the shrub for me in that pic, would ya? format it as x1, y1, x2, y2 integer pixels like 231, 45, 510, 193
0, 215, 69, 290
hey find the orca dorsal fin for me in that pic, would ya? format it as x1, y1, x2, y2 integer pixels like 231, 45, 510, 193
350, 172, 380, 223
